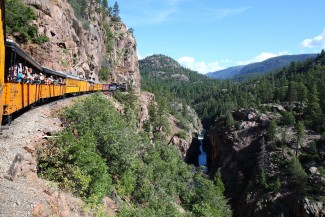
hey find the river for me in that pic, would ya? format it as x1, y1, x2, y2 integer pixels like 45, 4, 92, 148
198, 137, 207, 168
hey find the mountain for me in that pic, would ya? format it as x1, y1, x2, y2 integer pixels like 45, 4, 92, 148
206, 54, 317, 80
139, 54, 220, 103
139, 54, 209, 82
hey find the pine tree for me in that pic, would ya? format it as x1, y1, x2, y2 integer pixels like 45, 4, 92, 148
113, 1, 120, 18
102, 0, 108, 9
287, 157, 308, 194
267, 119, 277, 144
295, 121, 305, 156
305, 84, 322, 131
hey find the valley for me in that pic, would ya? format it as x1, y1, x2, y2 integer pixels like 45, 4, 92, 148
2, 0, 325, 216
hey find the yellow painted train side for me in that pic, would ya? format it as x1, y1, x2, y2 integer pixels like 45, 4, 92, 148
0, 0, 5, 124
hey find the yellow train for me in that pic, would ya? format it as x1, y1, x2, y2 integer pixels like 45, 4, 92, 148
0, 0, 126, 125
0, 0, 5, 125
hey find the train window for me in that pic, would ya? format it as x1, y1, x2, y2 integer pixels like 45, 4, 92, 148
5, 47, 16, 82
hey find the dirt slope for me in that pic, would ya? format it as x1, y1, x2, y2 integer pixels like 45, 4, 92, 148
0, 95, 105, 217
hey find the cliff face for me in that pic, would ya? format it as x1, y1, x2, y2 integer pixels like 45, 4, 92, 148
208, 108, 325, 217
19, 0, 140, 91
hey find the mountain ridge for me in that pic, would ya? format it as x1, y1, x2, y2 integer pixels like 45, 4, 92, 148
206, 54, 317, 80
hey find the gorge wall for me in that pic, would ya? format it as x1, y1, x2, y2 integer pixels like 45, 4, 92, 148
17, 0, 140, 92
207, 108, 325, 217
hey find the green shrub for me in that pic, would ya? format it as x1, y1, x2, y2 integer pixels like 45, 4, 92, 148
177, 130, 187, 139
82, 20, 90, 30
33, 35, 49, 44
6, 0, 38, 43
38, 131, 112, 204
98, 67, 110, 81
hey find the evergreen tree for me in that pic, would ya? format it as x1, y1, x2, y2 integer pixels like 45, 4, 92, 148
281, 111, 296, 126
267, 119, 277, 144
305, 84, 323, 131
280, 128, 288, 159
287, 157, 308, 194
225, 112, 235, 128
113, 1, 120, 18
102, 0, 108, 9
295, 121, 305, 156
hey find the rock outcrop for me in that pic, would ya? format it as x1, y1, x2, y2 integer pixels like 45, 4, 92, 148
18, 0, 140, 92
208, 107, 325, 217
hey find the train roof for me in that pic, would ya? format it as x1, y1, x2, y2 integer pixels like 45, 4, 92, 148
5, 40, 42, 71
88, 80, 102, 84
42, 66, 67, 77
64, 73, 89, 82
43, 67, 88, 81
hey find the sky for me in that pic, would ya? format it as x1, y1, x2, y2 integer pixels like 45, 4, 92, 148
116, 0, 325, 74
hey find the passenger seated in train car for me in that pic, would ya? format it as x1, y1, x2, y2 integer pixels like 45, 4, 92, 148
22, 66, 28, 83
39, 73, 45, 84
33, 73, 40, 84
49, 75, 54, 84
27, 71, 34, 83
17, 63, 23, 82
27, 68, 34, 84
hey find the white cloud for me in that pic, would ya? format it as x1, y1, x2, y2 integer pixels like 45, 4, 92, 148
237, 51, 288, 65
300, 29, 325, 48
177, 56, 225, 74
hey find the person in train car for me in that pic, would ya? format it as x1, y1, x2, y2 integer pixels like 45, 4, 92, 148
17, 68, 23, 82
28, 68, 34, 83
26, 70, 31, 83
22, 66, 28, 82
49, 75, 54, 84
45, 77, 50, 85
16, 63, 23, 82
34, 73, 40, 84
39, 73, 45, 83
27, 70, 34, 83
57, 77, 62, 85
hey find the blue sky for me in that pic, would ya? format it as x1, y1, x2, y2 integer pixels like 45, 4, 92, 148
117, 0, 325, 74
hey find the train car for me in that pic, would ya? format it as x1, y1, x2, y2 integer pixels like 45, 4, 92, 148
65, 74, 82, 94
0, 0, 5, 125
42, 67, 66, 98
102, 83, 109, 91
3, 40, 43, 121
92, 81, 102, 91
79, 78, 89, 92
88, 80, 94, 91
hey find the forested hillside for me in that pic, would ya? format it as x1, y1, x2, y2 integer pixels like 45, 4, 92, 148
140, 51, 325, 216
141, 52, 325, 132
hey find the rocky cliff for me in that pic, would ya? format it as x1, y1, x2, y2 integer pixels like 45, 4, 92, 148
17, 0, 140, 91
208, 107, 325, 217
